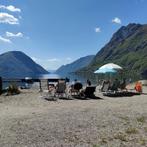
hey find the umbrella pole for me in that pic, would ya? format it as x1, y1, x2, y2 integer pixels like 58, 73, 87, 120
96, 75, 98, 85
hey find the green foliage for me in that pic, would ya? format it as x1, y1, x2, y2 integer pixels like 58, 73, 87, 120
125, 127, 138, 134
93, 145, 100, 147
78, 23, 147, 78
136, 116, 146, 123
139, 138, 146, 146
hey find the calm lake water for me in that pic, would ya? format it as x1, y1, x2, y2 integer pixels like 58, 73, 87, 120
2, 71, 142, 89
2, 73, 88, 89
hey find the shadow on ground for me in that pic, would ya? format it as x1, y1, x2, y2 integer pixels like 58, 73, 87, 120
44, 95, 103, 101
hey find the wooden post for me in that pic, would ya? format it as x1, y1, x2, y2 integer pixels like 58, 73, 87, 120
0, 77, 2, 95
39, 80, 42, 92
47, 79, 49, 91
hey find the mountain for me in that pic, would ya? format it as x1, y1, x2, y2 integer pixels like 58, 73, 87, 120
48, 69, 56, 73
0, 51, 48, 78
77, 23, 147, 77
56, 55, 94, 76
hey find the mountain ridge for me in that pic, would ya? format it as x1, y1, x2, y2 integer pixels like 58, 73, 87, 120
0, 51, 48, 78
77, 23, 147, 78
56, 55, 94, 76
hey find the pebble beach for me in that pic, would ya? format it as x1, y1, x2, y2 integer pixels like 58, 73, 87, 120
0, 86, 147, 147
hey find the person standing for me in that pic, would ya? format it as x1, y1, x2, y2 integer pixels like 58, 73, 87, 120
86, 79, 91, 86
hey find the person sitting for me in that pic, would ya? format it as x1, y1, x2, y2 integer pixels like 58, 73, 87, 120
86, 79, 91, 86
101, 80, 111, 92
135, 81, 142, 93
48, 84, 55, 94
69, 81, 83, 96
80, 86, 96, 98
110, 78, 120, 91
119, 78, 127, 90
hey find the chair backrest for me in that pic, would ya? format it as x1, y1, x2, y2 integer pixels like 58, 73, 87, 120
101, 82, 110, 92
74, 82, 83, 91
84, 86, 96, 96
56, 80, 66, 93
110, 80, 120, 91
120, 82, 126, 90
40, 79, 48, 91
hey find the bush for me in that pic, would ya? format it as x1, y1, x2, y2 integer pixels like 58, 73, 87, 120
7, 84, 20, 95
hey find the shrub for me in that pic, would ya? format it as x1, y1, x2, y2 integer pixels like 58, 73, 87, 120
125, 127, 138, 134
7, 84, 20, 95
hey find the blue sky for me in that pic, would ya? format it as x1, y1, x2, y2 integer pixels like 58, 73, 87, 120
0, 0, 147, 70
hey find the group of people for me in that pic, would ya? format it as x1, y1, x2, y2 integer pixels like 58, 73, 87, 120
68, 79, 92, 94
101, 78, 127, 92
101, 78, 143, 93
47, 78, 93, 97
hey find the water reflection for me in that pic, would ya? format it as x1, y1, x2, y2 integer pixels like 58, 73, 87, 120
56, 73, 87, 84
39, 73, 61, 79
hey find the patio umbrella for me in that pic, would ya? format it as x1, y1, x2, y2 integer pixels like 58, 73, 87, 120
94, 63, 122, 82
94, 68, 117, 74
94, 68, 117, 83
99, 63, 123, 70
94, 63, 123, 83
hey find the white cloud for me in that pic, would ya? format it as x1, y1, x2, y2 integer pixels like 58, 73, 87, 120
0, 13, 19, 25
47, 58, 60, 62
6, 32, 23, 38
0, 5, 21, 12
112, 17, 121, 24
0, 36, 12, 43
95, 27, 101, 33
66, 57, 72, 61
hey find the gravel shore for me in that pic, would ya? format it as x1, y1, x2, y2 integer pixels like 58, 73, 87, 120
0, 87, 147, 147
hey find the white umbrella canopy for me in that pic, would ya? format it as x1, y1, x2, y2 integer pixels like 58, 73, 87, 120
99, 63, 123, 70
94, 63, 123, 82
94, 68, 117, 74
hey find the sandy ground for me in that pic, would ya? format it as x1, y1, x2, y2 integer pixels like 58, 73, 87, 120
0, 86, 147, 147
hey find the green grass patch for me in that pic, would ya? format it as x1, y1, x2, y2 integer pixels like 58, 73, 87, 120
100, 137, 108, 144
139, 138, 146, 146
144, 127, 147, 132
136, 116, 146, 123
114, 132, 128, 142
93, 145, 100, 147
125, 127, 138, 134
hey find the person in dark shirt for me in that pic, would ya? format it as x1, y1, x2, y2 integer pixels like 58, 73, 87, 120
86, 79, 91, 86
110, 78, 120, 91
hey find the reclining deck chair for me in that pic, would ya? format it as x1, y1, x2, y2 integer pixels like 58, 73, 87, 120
70, 82, 83, 96
100, 80, 110, 92
55, 79, 68, 98
80, 86, 96, 98
103, 80, 141, 97
40, 79, 56, 100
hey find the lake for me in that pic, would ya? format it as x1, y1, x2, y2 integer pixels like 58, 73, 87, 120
1, 73, 89, 89
2, 71, 142, 90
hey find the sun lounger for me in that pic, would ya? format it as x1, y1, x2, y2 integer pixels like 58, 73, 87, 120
70, 82, 83, 96
103, 91, 140, 97
100, 80, 111, 92
80, 86, 96, 98
40, 79, 56, 100
54, 79, 68, 98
